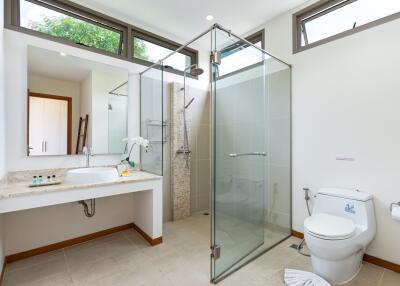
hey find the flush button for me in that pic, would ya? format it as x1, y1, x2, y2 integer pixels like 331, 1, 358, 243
345, 203, 356, 214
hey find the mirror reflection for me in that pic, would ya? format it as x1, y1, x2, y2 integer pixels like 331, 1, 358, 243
27, 46, 129, 156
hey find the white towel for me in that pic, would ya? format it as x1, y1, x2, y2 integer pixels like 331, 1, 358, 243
284, 269, 331, 286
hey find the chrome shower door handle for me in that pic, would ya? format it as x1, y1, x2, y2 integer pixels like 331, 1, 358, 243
228, 152, 267, 158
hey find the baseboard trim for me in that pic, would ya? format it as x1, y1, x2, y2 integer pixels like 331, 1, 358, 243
5, 222, 162, 263
291, 229, 399, 273
364, 254, 400, 273
132, 222, 163, 246
6, 223, 134, 263
292, 230, 304, 239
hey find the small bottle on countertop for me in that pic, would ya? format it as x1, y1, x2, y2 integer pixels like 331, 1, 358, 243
52, 175, 56, 182
32, 176, 38, 184
47, 176, 51, 183
38, 176, 43, 184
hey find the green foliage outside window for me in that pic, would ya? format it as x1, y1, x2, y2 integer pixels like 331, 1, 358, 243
28, 15, 149, 59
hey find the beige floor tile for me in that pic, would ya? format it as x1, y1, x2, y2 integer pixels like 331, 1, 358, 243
74, 273, 123, 286
118, 267, 164, 286
284, 255, 313, 272
81, 263, 163, 286
164, 266, 211, 286
68, 256, 122, 285
4, 214, 398, 286
342, 275, 377, 286
355, 262, 385, 286
123, 228, 149, 242
5, 250, 65, 273
379, 269, 400, 286
13, 272, 74, 286
253, 269, 285, 286
4, 256, 69, 286
141, 277, 176, 286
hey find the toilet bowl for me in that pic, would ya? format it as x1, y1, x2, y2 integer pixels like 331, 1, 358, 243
304, 188, 376, 285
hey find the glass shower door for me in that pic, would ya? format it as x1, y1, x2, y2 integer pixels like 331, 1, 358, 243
140, 64, 164, 175
211, 29, 267, 281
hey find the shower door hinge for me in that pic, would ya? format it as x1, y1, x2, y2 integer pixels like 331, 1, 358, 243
211, 245, 221, 260
210, 51, 221, 65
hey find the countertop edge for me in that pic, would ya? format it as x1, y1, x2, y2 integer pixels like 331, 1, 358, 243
0, 172, 162, 200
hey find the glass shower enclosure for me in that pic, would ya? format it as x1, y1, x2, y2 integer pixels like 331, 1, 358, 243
211, 28, 292, 282
139, 24, 291, 283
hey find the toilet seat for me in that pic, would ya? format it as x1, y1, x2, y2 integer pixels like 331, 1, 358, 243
305, 213, 356, 240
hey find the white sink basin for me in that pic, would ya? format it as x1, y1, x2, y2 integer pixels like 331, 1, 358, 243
64, 167, 119, 185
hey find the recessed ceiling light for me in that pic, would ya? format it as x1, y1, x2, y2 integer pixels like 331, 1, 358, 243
206, 15, 214, 21
60, 52, 67, 57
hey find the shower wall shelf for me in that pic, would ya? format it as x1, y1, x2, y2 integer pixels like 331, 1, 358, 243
145, 119, 168, 144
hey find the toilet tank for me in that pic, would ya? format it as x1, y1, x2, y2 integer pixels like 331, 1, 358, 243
313, 188, 375, 228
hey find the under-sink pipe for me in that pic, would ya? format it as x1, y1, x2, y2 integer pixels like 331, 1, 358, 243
78, 199, 96, 217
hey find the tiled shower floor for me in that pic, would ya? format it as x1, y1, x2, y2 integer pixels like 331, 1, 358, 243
3, 213, 399, 286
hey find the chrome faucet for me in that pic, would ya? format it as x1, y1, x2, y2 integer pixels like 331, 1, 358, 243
83, 146, 93, 167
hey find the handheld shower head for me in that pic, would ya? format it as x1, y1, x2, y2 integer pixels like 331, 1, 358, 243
185, 97, 195, 109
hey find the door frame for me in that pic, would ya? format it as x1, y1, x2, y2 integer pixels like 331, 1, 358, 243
27, 91, 73, 155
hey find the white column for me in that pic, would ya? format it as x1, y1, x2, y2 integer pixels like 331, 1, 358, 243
132, 179, 163, 239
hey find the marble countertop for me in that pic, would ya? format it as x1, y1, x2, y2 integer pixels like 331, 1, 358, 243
0, 171, 162, 199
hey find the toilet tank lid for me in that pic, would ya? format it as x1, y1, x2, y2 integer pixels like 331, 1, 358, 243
318, 188, 373, 202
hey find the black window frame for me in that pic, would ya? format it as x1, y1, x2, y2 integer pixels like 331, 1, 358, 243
216, 29, 265, 79
4, 0, 199, 76
132, 27, 198, 74
293, 0, 400, 53
220, 29, 265, 59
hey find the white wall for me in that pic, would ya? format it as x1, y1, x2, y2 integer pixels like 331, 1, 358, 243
4, 194, 135, 255
249, 1, 400, 264
28, 74, 81, 153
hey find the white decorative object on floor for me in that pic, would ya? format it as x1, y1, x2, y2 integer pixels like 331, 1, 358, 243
284, 269, 331, 286
304, 188, 376, 285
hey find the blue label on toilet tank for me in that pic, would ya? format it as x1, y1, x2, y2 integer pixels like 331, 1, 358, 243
345, 203, 356, 214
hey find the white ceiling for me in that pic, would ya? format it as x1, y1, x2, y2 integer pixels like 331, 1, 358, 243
28, 46, 127, 83
75, 0, 308, 44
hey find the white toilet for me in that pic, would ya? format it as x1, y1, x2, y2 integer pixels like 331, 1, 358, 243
304, 188, 376, 285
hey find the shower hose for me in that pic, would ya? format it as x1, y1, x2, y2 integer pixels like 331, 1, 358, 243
297, 188, 311, 257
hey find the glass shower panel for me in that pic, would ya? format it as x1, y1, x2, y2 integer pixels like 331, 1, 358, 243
212, 29, 267, 280
140, 65, 164, 175
265, 60, 292, 237
211, 28, 292, 282
108, 94, 128, 153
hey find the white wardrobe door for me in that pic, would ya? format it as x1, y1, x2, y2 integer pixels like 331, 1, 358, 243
44, 98, 68, 155
29, 97, 45, 155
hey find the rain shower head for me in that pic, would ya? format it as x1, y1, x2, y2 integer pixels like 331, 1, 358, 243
164, 64, 203, 76
189, 67, 204, 76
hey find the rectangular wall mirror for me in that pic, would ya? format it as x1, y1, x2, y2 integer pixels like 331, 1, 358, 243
27, 46, 129, 156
